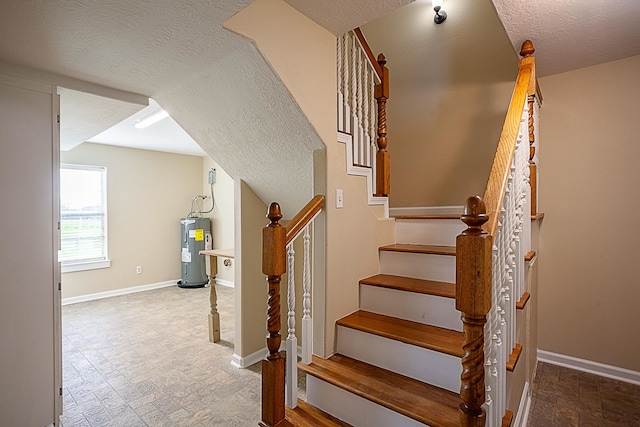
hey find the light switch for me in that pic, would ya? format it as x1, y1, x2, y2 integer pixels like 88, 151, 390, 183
336, 189, 343, 208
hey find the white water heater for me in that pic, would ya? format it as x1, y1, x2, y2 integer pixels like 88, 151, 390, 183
179, 217, 210, 288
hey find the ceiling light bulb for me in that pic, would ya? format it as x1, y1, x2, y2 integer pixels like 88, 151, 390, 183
134, 109, 170, 129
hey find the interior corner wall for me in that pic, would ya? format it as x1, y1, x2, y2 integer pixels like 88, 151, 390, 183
538, 54, 640, 372
235, 179, 268, 359
360, 0, 518, 207
60, 143, 203, 298
226, 0, 396, 357
201, 157, 235, 284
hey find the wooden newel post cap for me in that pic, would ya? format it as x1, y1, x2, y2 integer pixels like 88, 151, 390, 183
263, 202, 286, 276
267, 202, 283, 225
520, 40, 535, 58
377, 53, 387, 67
460, 196, 488, 231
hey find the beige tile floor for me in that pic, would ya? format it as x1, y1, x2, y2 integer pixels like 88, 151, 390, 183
61, 284, 639, 426
60, 284, 265, 427
528, 362, 640, 426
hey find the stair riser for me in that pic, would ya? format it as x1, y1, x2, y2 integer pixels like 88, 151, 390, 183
336, 326, 462, 393
395, 219, 466, 246
379, 251, 456, 283
360, 285, 462, 331
306, 376, 426, 427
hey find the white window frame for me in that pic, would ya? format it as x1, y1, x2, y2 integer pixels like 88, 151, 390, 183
59, 163, 111, 273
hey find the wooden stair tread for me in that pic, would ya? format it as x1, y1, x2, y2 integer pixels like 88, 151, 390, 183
300, 354, 460, 427
507, 343, 523, 372
392, 214, 460, 220
337, 310, 463, 357
516, 292, 530, 310
360, 274, 455, 298
379, 243, 456, 256
285, 399, 352, 426
503, 410, 514, 427
525, 250, 536, 262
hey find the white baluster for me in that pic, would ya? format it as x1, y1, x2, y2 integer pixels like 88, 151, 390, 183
337, 34, 344, 133
350, 34, 359, 164
302, 226, 313, 365
362, 60, 371, 167
342, 33, 351, 135
285, 243, 297, 408
357, 45, 367, 165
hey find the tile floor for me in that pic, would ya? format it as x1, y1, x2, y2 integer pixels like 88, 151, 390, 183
60, 284, 639, 426
60, 284, 265, 427
528, 361, 640, 426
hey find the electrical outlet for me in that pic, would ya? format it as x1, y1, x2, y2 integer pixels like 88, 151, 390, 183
208, 168, 216, 184
136, 266, 142, 274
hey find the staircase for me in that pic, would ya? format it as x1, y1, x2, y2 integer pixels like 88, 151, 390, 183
259, 39, 541, 427
300, 214, 466, 426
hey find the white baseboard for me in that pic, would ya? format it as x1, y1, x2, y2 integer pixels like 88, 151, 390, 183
513, 381, 531, 427
231, 347, 266, 369
538, 349, 640, 386
62, 280, 178, 305
215, 278, 234, 288
231, 342, 301, 369
389, 206, 464, 216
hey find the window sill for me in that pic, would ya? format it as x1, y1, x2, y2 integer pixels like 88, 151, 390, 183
62, 260, 111, 274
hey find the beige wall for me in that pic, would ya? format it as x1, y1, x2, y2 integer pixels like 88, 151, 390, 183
361, 0, 518, 207
235, 180, 268, 359
201, 157, 235, 284
538, 54, 640, 372
227, 0, 395, 357
60, 143, 203, 298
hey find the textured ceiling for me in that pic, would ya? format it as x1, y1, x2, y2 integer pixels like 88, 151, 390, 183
492, 0, 640, 76
1, 0, 638, 211
58, 88, 146, 151
283, 0, 413, 35
0, 0, 333, 214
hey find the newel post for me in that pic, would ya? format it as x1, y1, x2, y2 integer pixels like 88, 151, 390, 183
374, 53, 390, 197
521, 40, 538, 216
456, 196, 492, 427
260, 203, 287, 427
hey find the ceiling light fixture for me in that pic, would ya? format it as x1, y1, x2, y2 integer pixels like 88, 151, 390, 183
433, 0, 447, 24
134, 108, 170, 129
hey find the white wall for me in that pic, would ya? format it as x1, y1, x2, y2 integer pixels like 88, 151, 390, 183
60, 143, 203, 299
0, 73, 61, 426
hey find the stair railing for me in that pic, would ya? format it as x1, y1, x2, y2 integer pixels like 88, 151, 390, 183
260, 195, 324, 427
456, 41, 540, 427
337, 29, 390, 196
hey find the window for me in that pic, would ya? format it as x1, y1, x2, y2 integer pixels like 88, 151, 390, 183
60, 164, 110, 272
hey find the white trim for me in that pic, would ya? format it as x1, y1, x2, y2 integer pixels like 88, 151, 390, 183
61, 279, 177, 305
231, 348, 266, 369
337, 131, 389, 217
513, 381, 532, 427
215, 278, 234, 288
61, 259, 111, 273
389, 206, 464, 216
230, 342, 300, 369
537, 349, 640, 386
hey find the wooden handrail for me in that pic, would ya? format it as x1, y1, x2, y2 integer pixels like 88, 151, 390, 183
285, 195, 325, 244
457, 40, 539, 427
354, 28, 383, 80
481, 41, 537, 236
